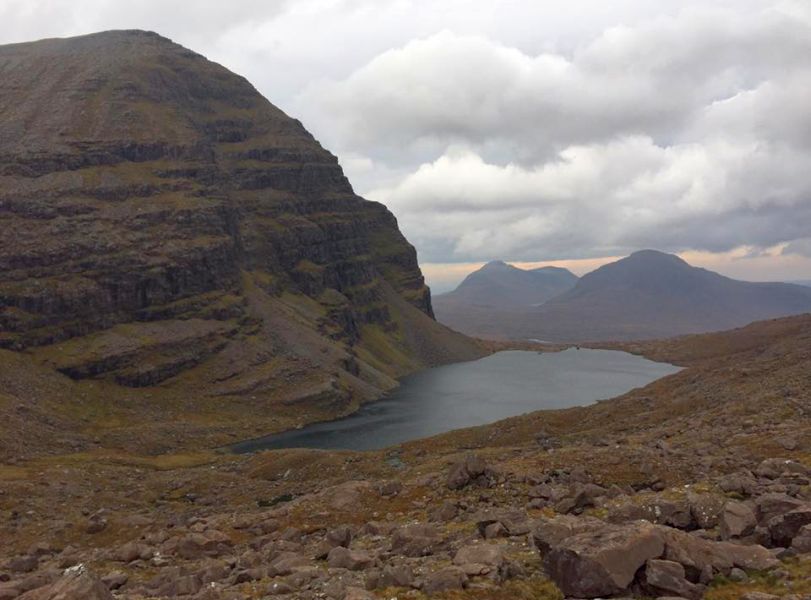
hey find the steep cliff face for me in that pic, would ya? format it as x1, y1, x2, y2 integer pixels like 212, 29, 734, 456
0, 31, 482, 455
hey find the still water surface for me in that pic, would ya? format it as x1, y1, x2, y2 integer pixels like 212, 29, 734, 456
231, 349, 680, 453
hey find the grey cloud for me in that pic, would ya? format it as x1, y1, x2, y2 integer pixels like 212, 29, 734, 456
298, 3, 811, 263
368, 134, 811, 263
784, 238, 811, 257
298, 6, 811, 164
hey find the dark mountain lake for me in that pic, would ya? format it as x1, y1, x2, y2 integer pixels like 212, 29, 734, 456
231, 349, 681, 453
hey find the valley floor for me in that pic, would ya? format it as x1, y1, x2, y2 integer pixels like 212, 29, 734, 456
1, 315, 811, 599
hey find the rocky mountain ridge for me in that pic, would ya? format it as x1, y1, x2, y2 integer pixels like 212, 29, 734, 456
435, 261, 578, 307
0, 30, 483, 457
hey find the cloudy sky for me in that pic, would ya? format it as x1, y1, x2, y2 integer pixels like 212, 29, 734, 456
2, 0, 810, 291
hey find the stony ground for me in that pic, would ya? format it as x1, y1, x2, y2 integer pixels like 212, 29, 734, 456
1, 315, 810, 599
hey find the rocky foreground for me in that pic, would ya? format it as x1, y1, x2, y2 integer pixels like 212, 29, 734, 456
1, 314, 810, 599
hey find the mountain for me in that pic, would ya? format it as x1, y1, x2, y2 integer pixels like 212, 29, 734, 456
529, 250, 811, 341
434, 250, 811, 341
432, 261, 578, 338
438, 260, 578, 307
0, 30, 483, 456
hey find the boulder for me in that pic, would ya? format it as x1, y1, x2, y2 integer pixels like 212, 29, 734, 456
447, 453, 494, 490
361, 521, 396, 537
390, 524, 443, 557
755, 459, 810, 480
314, 526, 353, 559
7, 557, 37, 574
83, 515, 108, 535
532, 514, 605, 554
755, 493, 805, 524
26, 545, 56, 559
659, 527, 778, 578
111, 542, 153, 563
16, 566, 113, 600
236, 568, 267, 584
643, 559, 703, 600
366, 565, 414, 589
266, 581, 294, 596
100, 571, 128, 590
687, 492, 724, 529
767, 507, 811, 547
656, 499, 694, 530
15, 571, 61, 595
428, 501, 458, 522
267, 552, 310, 577
326, 547, 374, 571
377, 481, 402, 497
607, 500, 658, 524
475, 510, 531, 538
156, 574, 202, 597
422, 567, 467, 594
543, 521, 665, 598
719, 500, 756, 540
453, 543, 505, 575
197, 560, 231, 584
718, 472, 758, 496
170, 531, 232, 560
790, 524, 811, 553
572, 483, 608, 510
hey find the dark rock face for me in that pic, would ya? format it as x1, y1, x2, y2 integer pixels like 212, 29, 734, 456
0, 31, 482, 456
0, 31, 431, 352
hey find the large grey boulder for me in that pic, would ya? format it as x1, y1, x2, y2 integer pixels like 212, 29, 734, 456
390, 524, 443, 557
754, 493, 805, 524
659, 527, 778, 577
532, 514, 606, 553
543, 521, 665, 598
446, 453, 494, 490
767, 507, 811, 547
719, 500, 757, 540
643, 559, 704, 600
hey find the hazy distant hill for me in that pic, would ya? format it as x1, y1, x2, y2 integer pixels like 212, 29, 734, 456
435, 250, 811, 341
437, 260, 578, 306
432, 261, 578, 337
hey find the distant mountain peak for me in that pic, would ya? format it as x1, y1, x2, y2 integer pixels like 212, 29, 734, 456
434, 260, 578, 310
626, 249, 690, 265
481, 260, 512, 269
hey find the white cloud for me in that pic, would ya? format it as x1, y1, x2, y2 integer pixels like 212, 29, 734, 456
370, 135, 811, 261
